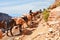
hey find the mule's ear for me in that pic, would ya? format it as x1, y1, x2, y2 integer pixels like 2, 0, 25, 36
29, 10, 32, 13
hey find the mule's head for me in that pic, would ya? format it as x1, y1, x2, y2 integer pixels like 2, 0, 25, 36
9, 19, 17, 26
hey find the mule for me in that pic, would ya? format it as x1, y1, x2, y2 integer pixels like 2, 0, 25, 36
0, 20, 7, 33
6, 19, 16, 36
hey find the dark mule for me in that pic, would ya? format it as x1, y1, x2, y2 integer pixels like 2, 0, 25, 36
6, 19, 16, 36
0, 20, 6, 33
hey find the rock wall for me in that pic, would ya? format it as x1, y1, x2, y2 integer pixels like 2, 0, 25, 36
49, 0, 60, 9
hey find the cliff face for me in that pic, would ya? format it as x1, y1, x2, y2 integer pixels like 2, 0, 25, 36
49, 0, 60, 9
55, 0, 60, 2
0, 12, 12, 21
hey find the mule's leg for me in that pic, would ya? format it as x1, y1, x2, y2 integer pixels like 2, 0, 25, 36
10, 27, 14, 36
6, 28, 9, 36
6, 23, 9, 36
10, 23, 16, 36
19, 25, 22, 35
1, 28, 5, 33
